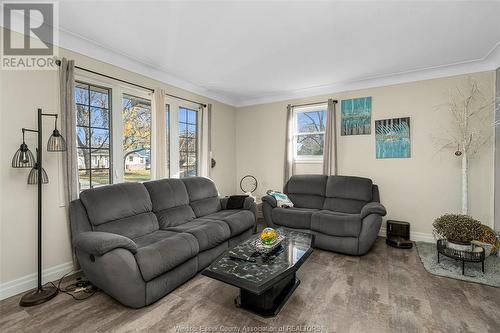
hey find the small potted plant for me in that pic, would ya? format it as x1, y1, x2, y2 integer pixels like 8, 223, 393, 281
433, 214, 483, 251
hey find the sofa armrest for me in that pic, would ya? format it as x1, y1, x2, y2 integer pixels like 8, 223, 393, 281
360, 202, 387, 219
261, 195, 277, 208
74, 231, 138, 255
220, 196, 255, 210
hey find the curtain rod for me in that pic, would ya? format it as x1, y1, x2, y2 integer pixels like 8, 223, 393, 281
56, 60, 154, 93
291, 99, 338, 108
56, 60, 208, 107
164, 93, 207, 108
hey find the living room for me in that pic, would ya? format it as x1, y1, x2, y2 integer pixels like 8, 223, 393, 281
0, 1, 499, 332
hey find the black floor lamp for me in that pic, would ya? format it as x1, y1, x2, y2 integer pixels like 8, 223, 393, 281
11, 108, 67, 307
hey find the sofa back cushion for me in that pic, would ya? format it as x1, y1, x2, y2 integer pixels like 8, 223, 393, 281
143, 179, 196, 228
284, 175, 328, 209
323, 176, 373, 213
79, 183, 158, 239
182, 177, 221, 217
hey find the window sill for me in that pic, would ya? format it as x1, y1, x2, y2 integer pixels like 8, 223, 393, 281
293, 159, 323, 164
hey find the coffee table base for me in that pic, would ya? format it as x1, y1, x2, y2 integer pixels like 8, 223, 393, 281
235, 273, 299, 317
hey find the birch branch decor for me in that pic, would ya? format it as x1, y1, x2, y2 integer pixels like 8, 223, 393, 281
434, 78, 498, 215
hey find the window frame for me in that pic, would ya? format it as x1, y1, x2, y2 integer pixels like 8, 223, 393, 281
166, 99, 202, 178
292, 104, 328, 163
75, 73, 155, 189
121, 92, 154, 183
178, 107, 199, 178
75, 80, 113, 190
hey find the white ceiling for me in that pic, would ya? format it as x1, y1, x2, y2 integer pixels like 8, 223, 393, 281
51, 1, 500, 105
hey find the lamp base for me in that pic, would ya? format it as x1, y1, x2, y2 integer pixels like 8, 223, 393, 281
19, 285, 58, 307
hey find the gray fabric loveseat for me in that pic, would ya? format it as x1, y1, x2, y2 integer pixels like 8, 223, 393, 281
262, 175, 386, 255
69, 177, 256, 308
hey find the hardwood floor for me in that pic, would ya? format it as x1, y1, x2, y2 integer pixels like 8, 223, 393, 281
1, 237, 499, 333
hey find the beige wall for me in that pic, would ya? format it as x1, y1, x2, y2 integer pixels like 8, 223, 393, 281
0, 32, 237, 290
235, 71, 496, 238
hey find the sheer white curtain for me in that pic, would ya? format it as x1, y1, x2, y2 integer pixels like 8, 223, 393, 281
154, 88, 167, 178
200, 103, 212, 178
283, 104, 294, 185
323, 99, 338, 175
59, 58, 78, 202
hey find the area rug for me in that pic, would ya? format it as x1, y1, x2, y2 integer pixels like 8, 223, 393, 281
416, 241, 500, 288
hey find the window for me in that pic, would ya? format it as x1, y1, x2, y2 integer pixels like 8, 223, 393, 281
178, 107, 198, 178
75, 82, 112, 190
122, 94, 152, 182
293, 105, 327, 160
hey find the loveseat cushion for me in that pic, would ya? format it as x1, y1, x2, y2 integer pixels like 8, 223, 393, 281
272, 207, 318, 229
182, 177, 221, 217
144, 179, 196, 228
204, 210, 255, 236
322, 176, 373, 213
166, 218, 230, 251
311, 210, 362, 237
325, 176, 373, 201
134, 231, 198, 281
284, 175, 327, 209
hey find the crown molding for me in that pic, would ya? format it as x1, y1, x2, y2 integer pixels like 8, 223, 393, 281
235, 41, 500, 107
3, 12, 498, 108
55, 27, 239, 106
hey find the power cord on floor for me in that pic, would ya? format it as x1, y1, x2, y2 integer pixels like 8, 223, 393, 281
50, 270, 98, 301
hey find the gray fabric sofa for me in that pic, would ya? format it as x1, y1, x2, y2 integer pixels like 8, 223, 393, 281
69, 177, 256, 308
262, 175, 386, 255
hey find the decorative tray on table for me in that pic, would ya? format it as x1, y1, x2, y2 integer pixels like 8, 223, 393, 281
253, 233, 286, 254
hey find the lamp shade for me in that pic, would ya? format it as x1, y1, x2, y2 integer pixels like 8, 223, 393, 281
12, 143, 35, 168
27, 164, 49, 184
47, 129, 67, 152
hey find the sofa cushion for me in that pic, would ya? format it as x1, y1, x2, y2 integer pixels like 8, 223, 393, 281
80, 182, 153, 226
167, 218, 230, 251
144, 179, 190, 211
322, 197, 367, 214
144, 179, 196, 228
284, 175, 327, 209
285, 175, 328, 196
134, 232, 198, 282
94, 212, 159, 240
272, 207, 318, 229
204, 210, 255, 236
182, 177, 221, 217
287, 194, 325, 209
325, 176, 373, 202
155, 206, 196, 229
311, 210, 362, 237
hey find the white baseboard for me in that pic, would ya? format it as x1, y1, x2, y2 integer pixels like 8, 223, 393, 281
379, 227, 435, 243
0, 261, 75, 301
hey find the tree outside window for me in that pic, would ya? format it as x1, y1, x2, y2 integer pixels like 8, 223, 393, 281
294, 108, 327, 159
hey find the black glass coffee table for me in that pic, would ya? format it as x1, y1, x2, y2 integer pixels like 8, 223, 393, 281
202, 229, 313, 317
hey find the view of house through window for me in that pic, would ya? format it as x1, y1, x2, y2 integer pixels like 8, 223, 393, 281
293, 106, 327, 159
75, 82, 112, 190
178, 107, 198, 177
122, 94, 152, 182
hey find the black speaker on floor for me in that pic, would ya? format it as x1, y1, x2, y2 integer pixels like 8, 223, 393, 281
386, 220, 413, 249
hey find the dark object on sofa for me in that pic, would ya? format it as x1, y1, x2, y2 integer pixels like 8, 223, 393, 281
226, 195, 249, 209
69, 177, 256, 308
262, 175, 386, 255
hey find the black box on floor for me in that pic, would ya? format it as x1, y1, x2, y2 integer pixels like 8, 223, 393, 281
386, 220, 413, 249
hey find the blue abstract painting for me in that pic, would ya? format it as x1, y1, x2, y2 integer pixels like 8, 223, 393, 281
341, 97, 371, 135
375, 117, 411, 159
